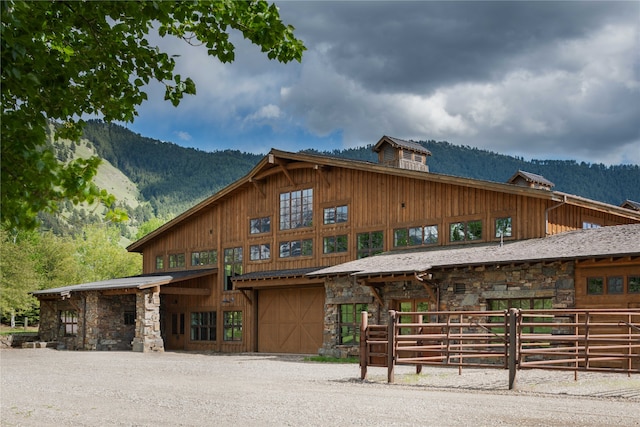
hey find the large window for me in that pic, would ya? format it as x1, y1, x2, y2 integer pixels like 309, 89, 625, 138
394, 225, 438, 247
223, 311, 242, 342
169, 253, 185, 269
357, 231, 384, 259
191, 311, 216, 341
191, 250, 217, 267
59, 310, 78, 336
250, 244, 271, 261
323, 205, 348, 225
323, 235, 348, 254
223, 247, 243, 291
280, 188, 313, 230
339, 304, 368, 345
450, 220, 482, 242
250, 217, 271, 234
279, 239, 313, 258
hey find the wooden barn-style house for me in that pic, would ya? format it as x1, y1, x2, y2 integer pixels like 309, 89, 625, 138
34, 136, 640, 355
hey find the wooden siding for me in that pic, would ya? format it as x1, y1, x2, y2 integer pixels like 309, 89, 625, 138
135, 155, 639, 353
575, 258, 640, 309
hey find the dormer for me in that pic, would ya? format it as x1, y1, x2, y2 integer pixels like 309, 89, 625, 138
373, 136, 431, 172
507, 170, 554, 191
621, 199, 640, 211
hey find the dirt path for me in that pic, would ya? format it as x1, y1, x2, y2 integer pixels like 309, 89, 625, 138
1, 349, 638, 426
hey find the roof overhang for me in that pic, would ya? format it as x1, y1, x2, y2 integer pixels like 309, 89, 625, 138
232, 267, 326, 289
33, 269, 216, 299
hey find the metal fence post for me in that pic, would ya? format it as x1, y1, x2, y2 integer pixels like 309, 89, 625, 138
508, 308, 518, 390
388, 310, 396, 384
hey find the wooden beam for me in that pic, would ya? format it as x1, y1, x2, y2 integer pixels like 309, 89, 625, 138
315, 165, 330, 187
160, 287, 211, 296
239, 289, 253, 305
361, 281, 384, 306
101, 288, 137, 296
275, 158, 295, 186
250, 178, 266, 198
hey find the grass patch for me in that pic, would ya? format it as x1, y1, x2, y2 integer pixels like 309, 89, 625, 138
304, 355, 360, 364
0, 325, 38, 335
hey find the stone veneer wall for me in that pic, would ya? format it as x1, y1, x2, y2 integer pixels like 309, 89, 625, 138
96, 294, 136, 350
321, 261, 575, 357
132, 288, 164, 352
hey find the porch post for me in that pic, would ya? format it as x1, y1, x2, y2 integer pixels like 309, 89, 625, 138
132, 287, 164, 352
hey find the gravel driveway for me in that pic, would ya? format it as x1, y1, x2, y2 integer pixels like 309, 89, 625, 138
1, 349, 639, 426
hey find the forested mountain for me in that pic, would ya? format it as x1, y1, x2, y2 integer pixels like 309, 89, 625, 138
79, 120, 639, 229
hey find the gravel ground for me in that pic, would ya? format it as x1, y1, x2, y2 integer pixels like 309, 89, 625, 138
1, 349, 639, 427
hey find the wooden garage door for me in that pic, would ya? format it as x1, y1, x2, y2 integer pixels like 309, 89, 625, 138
258, 287, 324, 354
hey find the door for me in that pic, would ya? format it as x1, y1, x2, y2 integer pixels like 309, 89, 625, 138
258, 287, 324, 354
164, 312, 185, 350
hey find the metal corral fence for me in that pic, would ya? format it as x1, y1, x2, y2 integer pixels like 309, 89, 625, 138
359, 308, 640, 389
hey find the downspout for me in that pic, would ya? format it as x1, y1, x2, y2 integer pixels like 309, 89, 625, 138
545, 195, 567, 236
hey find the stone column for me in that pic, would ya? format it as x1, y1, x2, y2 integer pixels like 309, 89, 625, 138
132, 288, 164, 352
83, 291, 100, 350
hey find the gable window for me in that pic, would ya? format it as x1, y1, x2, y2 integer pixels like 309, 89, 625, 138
323, 205, 348, 225
450, 220, 482, 242
223, 247, 243, 291
191, 250, 217, 267
169, 253, 185, 269
394, 225, 438, 247
250, 217, 271, 234
191, 311, 216, 341
279, 239, 313, 258
155, 255, 164, 271
223, 311, 242, 342
339, 304, 367, 345
323, 235, 348, 254
587, 277, 604, 295
357, 231, 384, 259
495, 217, 512, 238
280, 188, 313, 230
59, 310, 78, 336
250, 244, 271, 261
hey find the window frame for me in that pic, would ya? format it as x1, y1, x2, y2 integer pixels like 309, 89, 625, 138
338, 303, 368, 345
323, 205, 348, 225
279, 188, 313, 230
168, 253, 186, 269
223, 311, 243, 342
494, 217, 513, 239
59, 310, 78, 336
191, 250, 218, 267
155, 255, 164, 271
223, 247, 243, 291
249, 243, 271, 261
323, 235, 348, 254
250, 216, 271, 235
393, 224, 439, 248
449, 219, 482, 243
356, 230, 384, 259
190, 311, 217, 341
279, 239, 313, 258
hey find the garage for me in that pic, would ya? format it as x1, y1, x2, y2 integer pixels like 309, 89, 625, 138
257, 286, 324, 354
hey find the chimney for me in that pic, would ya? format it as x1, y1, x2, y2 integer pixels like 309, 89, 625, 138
372, 136, 431, 172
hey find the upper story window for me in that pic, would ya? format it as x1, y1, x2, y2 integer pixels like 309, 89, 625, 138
495, 217, 512, 238
250, 217, 271, 234
155, 255, 164, 271
191, 250, 217, 267
279, 239, 313, 258
169, 253, 185, 269
394, 225, 438, 247
250, 244, 271, 261
583, 221, 601, 229
588, 275, 639, 295
449, 220, 482, 242
357, 231, 384, 259
280, 188, 313, 230
323, 235, 348, 254
323, 205, 348, 225
223, 247, 243, 291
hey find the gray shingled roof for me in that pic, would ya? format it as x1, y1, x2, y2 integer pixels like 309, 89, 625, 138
309, 224, 640, 278
375, 136, 432, 156
621, 200, 640, 211
232, 267, 325, 282
33, 269, 216, 297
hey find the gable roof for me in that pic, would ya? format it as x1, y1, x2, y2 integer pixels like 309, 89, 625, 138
308, 224, 640, 278
127, 148, 640, 253
373, 135, 432, 156
507, 170, 555, 188
32, 269, 216, 298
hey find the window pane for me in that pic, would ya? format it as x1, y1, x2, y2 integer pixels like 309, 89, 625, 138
587, 277, 604, 295
450, 223, 464, 241
467, 220, 482, 240
408, 227, 422, 246
336, 205, 348, 223
394, 229, 409, 247
496, 217, 512, 238
630, 276, 640, 293
424, 225, 438, 244
607, 276, 624, 294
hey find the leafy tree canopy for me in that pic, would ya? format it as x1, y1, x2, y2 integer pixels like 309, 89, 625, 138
1, 0, 305, 231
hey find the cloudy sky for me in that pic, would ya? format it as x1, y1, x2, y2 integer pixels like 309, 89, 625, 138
125, 1, 640, 165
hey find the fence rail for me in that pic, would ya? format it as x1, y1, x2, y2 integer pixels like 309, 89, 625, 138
360, 308, 640, 389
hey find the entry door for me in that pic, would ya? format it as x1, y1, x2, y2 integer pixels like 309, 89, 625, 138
165, 312, 185, 350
